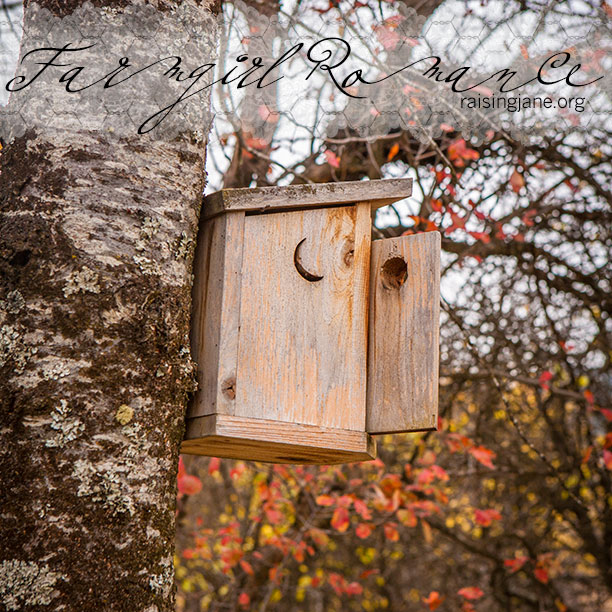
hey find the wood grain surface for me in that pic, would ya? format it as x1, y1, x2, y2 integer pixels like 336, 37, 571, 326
182, 414, 376, 464
366, 232, 440, 434
233, 203, 371, 430
202, 178, 413, 218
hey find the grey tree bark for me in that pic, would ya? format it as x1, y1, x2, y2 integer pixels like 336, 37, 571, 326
0, 1, 218, 610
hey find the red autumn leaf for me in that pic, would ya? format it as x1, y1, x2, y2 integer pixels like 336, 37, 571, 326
315, 494, 335, 506
445, 433, 471, 453
230, 463, 246, 479
449, 210, 467, 230
430, 198, 443, 212
182, 548, 196, 559
238, 592, 250, 608
264, 502, 283, 525
468, 445, 496, 469
177, 474, 202, 496
208, 457, 221, 475
474, 508, 502, 527
324, 150, 341, 168
417, 468, 436, 485
440, 123, 454, 132
331, 506, 350, 532
346, 582, 363, 596
603, 450, 612, 470
423, 591, 445, 610
360, 569, 379, 579
448, 138, 480, 166
534, 567, 549, 584
384, 522, 400, 542
600, 408, 612, 421
337, 495, 353, 508
604, 432, 612, 449
387, 143, 400, 161
469, 231, 491, 244
458, 586, 484, 600
244, 136, 268, 151
583, 390, 594, 404
510, 169, 525, 193
328, 572, 345, 595
240, 560, 254, 575
504, 556, 528, 573
539, 370, 553, 390
522, 209, 537, 226
356, 523, 373, 539
354, 498, 372, 520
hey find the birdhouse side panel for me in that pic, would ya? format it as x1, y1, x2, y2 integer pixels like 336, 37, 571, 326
188, 211, 245, 419
366, 231, 440, 434
232, 203, 371, 431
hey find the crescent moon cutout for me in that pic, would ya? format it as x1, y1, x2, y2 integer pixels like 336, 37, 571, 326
294, 238, 324, 282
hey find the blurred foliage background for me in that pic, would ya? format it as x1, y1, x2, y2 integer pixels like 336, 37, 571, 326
175, 0, 611, 610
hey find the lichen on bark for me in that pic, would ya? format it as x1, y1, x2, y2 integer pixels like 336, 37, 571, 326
0, 1, 218, 610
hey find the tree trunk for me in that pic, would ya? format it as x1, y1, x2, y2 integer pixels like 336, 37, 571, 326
0, 1, 218, 610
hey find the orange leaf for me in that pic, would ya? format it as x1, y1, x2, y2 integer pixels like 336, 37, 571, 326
421, 519, 433, 544
458, 587, 484, 600
387, 143, 400, 162
384, 522, 400, 542
603, 450, 612, 470
244, 136, 268, 151
331, 506, 350, 532
356, 523, 373, 539
510, 168, 525, 193
581, 446, 593, 464
397, 508, 417, 528
240, 560, 254, 575
468, 446, 496, 469
422, 591, 445, 610
430, 198, 443, 212
315, 494, 335, 506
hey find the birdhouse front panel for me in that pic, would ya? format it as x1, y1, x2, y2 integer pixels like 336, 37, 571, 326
233, 204, 371, 431
182, 179, 439, 464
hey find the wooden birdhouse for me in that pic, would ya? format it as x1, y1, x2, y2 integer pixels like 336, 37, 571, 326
181, 179, 440, 464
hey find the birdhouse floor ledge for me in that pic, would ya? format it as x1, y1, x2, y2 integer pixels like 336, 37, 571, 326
182, 414, 377, 465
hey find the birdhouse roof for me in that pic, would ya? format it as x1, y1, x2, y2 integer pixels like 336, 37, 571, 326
202, 178, 413, 219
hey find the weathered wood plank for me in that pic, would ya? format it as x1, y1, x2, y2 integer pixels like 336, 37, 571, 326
366, 232, 440, 434
188, 211, 245, 418
233, 204, 371, 431
203, 178, 413, 218
182, 414, 376, 464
